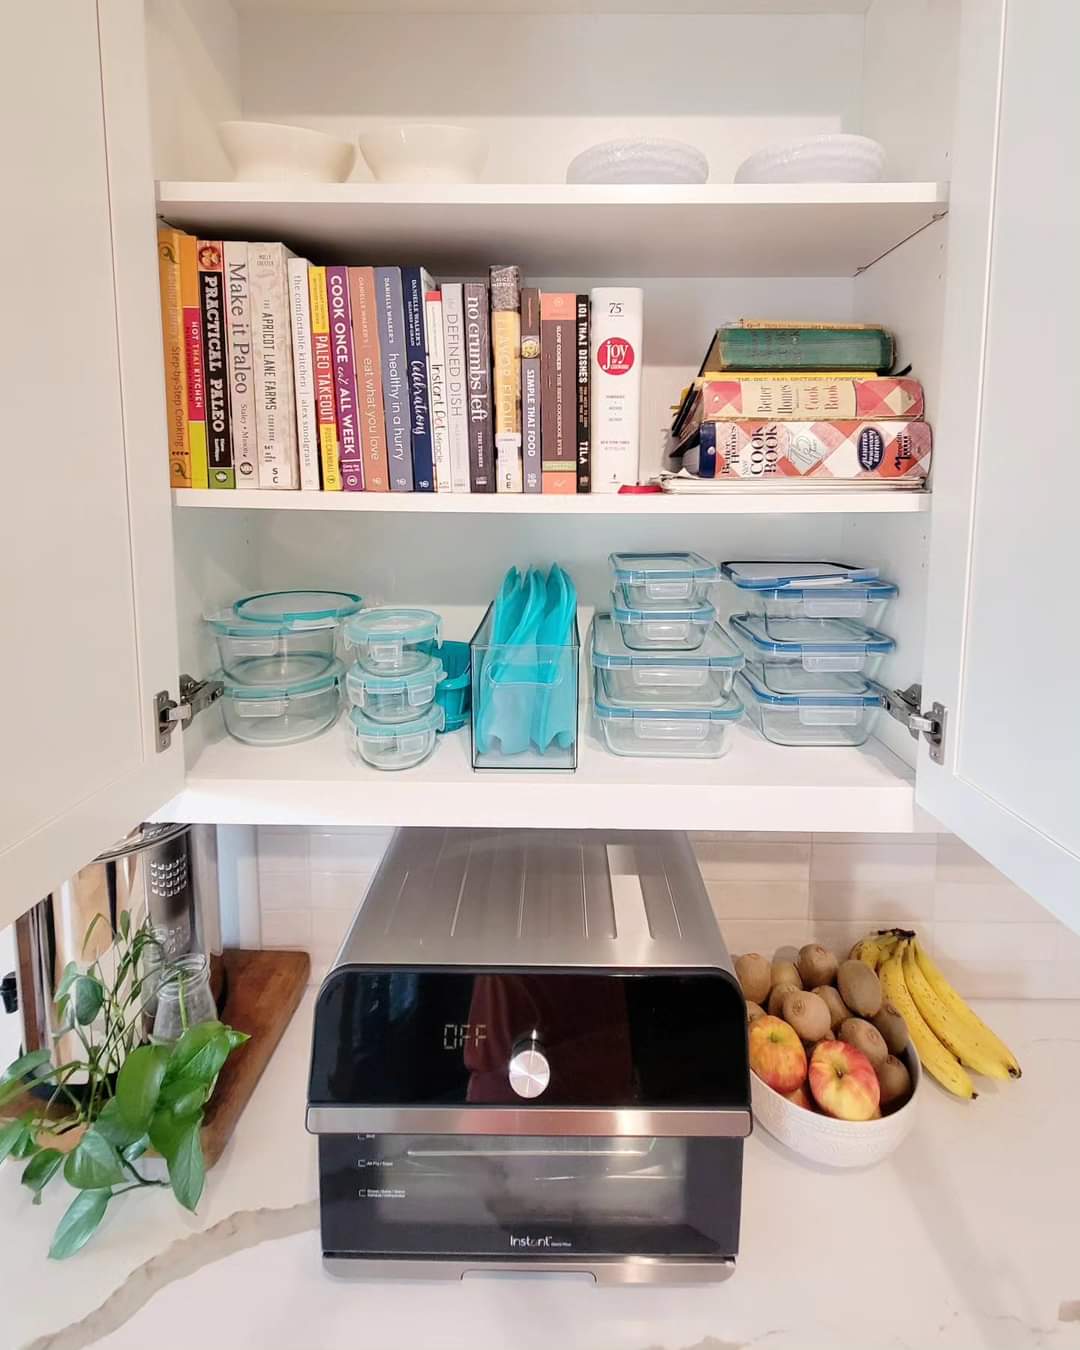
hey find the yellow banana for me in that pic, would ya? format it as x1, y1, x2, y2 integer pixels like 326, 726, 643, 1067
902, 942, 1010, 1080
913, 940, 1021, 1079
879, 943, 976, 1100
849, 931, 900, 972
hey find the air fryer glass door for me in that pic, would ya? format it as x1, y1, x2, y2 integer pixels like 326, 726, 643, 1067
318, 1131, 741, 1261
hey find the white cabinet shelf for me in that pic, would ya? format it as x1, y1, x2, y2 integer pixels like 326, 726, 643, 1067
155, 182, 949, 278
172, 488, 930, 516
157, 723, 916, 832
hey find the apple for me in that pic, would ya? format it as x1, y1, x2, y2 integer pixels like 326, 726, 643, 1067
808, 1039, 881, 1121
784, 1084, 815, 1111
749, 1014, 807, 1095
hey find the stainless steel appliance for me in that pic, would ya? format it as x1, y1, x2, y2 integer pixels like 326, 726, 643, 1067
307, 827, 751, 1283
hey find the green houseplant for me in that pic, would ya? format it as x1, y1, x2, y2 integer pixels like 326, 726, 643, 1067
0, 912, 247, 1258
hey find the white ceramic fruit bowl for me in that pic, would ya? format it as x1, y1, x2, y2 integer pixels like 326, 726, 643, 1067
218, 120, 356, 183
357, 123, 488, 184
734, 133, 886, 185
751, 1043, 920, 1169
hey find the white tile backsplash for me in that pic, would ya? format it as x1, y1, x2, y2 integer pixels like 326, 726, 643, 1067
253, 826, 1080, 1000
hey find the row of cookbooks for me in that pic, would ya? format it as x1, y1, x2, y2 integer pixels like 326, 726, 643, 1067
667, 322, 932, 490
156, 227, 644, 494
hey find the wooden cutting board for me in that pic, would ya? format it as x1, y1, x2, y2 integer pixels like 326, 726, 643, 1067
2, 948, 310, 1167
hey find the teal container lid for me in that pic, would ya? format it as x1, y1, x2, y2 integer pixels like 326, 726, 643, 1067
345, 656, 445, 695
206, 609, 337, 637
344, 607, 441, 646
721, 560, 879, 590
234, 590, 362, 626
591, 614, 742, 669
610, 588, 716, 624
738, 666, 882, 707
347, 703, 445, 736
730, 612, 895, 655
219, 660, 343, 700
609, 551, 720, 584
594, 682, 743, 722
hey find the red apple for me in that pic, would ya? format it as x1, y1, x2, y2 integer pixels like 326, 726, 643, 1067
749, 1014, 807, 1095
808, 1039, 881, 1121
784, 1084, 815, 1111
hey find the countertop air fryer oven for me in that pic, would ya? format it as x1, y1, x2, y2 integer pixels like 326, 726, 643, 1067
307, 827, 751, 1283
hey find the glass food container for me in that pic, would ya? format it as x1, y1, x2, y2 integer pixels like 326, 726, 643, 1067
737, 666, 884, 747
590, 613, 743, 706
347, 703, 445, 770
729, 612, 895, 677
233, 589, 363, 625
609, 587, 716, 653
219, 662, 343, 746
593, 671, 743, 759
345, 656, 446, 723
345, 608, 442, 675
609, 550, 720, 607
206, 610, 339, 684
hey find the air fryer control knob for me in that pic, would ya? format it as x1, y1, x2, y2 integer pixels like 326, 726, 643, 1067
508, 1038, 550, 1099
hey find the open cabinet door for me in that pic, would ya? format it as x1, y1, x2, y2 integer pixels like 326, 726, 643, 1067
919, 0, 1080, 928
0, 4, 182, 921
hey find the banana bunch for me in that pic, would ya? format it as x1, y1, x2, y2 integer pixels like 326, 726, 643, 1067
855, 928, 1022, 1099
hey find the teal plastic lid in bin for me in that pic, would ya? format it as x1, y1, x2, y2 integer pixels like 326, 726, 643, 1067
610, 551, 720, 585
234, 590, 362, 626
591, 614, 741, 669
344, 607, 441, 647
721, 561, 879, 590
219, 660, 343, 700
610, 588, 716, 625
730, 612, 895, 656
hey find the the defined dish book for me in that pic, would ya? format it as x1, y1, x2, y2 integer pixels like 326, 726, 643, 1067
197, 239, 234, 489
441, 283, 472, 492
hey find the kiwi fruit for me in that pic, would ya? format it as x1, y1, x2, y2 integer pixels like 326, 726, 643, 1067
797, 944, 838, 989
746, 1001, 766, 1023
768, 982, 801, 1017
734, 953, 772, 1005
837, 959, 882, 1017
871, 1001, 910, 1056
838, 1017, 889, 1070
876, 1054, 912, 1111
770, 959, 804, 992
781, 990, 832, 1043
812, 984, 850, 1031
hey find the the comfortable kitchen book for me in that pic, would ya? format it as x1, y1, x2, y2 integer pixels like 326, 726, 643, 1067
308, 265, 342, 491
701, 322, 894, 374
464, 281, 494, 492
540, 292, 577, 494
590, 286, 643, 493
520, 286, 541, 495
491, 265, 522, 493
327, 266, 363, 491
425, 289, 452, 492
440, 283, 471, 492
349, 267, 389, 492
223, 241, 257, 487
197, 240, 234, 489
248, 242, 299, 489
288, 257, 322, 490
178, 233, 208, 489
376, 266, 413, 492
156, 227, 190, 488
402, 266, 436, 492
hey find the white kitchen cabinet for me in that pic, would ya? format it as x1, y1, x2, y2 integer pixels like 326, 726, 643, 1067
2, 0, 1076, 932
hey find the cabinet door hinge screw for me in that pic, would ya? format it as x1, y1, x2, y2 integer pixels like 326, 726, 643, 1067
155, 675, 223, 752
878, 682, 947, 764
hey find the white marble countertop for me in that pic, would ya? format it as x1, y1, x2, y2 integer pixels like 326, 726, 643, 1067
5, 994, 1080, 1350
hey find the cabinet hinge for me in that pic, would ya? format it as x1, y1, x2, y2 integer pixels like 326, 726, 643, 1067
878, 682, 947, 764
155, 675, 224, 752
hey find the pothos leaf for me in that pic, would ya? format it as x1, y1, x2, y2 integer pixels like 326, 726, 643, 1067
163, 1022, 231, 1087
115, 1044, 168, 1131
22, 1147, 63, 1202
72, 975, 105, 1027
49, 1188, 110, 1260
63, 1130, 126, 1190
167, 1121, 205, 1213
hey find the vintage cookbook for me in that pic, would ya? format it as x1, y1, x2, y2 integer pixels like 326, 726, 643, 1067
490, 265, 522, 493
440, 283, 472, 492
308, 266, 342, 491
681, 419, 932, 483
178, 234, 208, 489
248, 242, 299, 489
575, 293, 590, 493
402, 266, 435, 492
590, 286, 643, 493
156, 227, 190, 488
700, 323, 894, 374
425, 290, 452, 492
540, 292, 577, 494
348, 267, 389, 492
197, 240, 234, 489
288, 257, 321, 490
223, 242, 257, 487
375, 267, 412, 492
327, 266, 362, 491
464, 282, 494, 492
520, 287, 541, 495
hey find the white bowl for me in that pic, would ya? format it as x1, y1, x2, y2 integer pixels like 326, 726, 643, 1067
218, 121, 355, 183
357, 124, 488, 184
567, 138, 709, 185
751, 1043, 920, 1168
734, 134, 886, 185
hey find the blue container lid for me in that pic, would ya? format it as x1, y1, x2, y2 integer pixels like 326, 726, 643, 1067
730, 612, 895, 655
721, 561, 880, 590
591, 614, 742, 669
738, 666, 883, 708
345, 656, 445, 695
206, 609, 338, 637
610, 588, 716, 625
234, 590, 362, 625
347, 703, 445, 737
219, 660, 343, 700
609, 551, 720, 584
752, 580, 898, 602
594, 682, 743, 722
345, 607, 441, 647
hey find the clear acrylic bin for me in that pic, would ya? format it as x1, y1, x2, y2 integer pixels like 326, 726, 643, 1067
737, 667, 883, 748
729, 612, 895, 677
590, 614, 743, 707
219, 663, 343, 746
609, 587, 716, 652
609, 551, 720, 607
470, 604, 579, 771
593, 671, 742, 759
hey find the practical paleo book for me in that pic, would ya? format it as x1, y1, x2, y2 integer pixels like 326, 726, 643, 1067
223, 242, 257, 487
375, 267, 413, 491
348, 267, 389, 492
540, 292, 577, 494
491, 265, 522, 493
520, 287, 541, 494
178, 234, 208, 489
402, 266, 435, 492
248, 242, 299, 489
197, 240, 234, 489
440, 283, 471, 492
327, 266, 363, 490
288, 257, 321, 490
156, 227, 189, 488
464, 281, 494, 492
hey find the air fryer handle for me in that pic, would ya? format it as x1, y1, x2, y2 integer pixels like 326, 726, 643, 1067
305, 1104, 752, 1139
